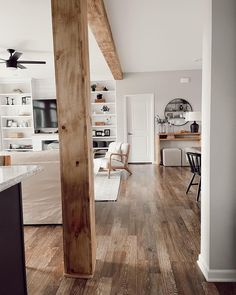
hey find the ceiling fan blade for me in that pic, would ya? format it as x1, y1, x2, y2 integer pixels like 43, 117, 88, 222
18, 60, 46, 64
17, 63, 27, 69
12, 51, 22, 61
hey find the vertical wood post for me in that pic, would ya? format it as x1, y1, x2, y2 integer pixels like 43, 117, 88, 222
51, 0, 96, 278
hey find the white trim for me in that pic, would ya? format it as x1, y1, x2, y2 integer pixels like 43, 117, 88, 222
198, 255, 236, 282
124, 93, 155, 163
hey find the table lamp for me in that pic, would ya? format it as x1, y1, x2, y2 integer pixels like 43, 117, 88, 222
185, 111, 201, 133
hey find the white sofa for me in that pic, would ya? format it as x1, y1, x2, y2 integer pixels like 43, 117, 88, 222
10, 150, 62, 225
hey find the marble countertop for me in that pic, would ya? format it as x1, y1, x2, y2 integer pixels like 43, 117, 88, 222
0, 165, 42, 193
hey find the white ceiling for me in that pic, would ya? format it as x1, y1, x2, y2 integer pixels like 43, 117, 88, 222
0, 0, 203, 80
104, 0, 203, 72
0, 0, 112, 80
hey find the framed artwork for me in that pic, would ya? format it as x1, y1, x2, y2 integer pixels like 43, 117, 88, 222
95, 130, 103, 137
104, 129, 110, 136
6, 119, 13, 127
22, 97, 27, 105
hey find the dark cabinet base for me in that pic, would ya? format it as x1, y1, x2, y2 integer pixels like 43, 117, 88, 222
0, 183, 27, 295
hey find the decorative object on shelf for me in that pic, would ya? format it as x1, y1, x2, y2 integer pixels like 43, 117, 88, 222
19, 121, 29, 128
19, 112, 31, 116
6, 119, 13, 127
8, 132, 24, 138
159, 134, 168, 139
106, 116, 112, 125
11, 121, 18, 127
185, 111, 201, 133
96, 84, 105, 91
95, 121, 105, 126
103, 86, 108, 91
101, 105, 110, 114
179, 104, 184, 111
97, 93, 103, 100
91, 84, 97, 91
104, 129, 110, 136
92, 130, 96, 137
164, 98, 192, 126
95, 130, 103, 137
22, 97, 27, 105
9, 144, 32, 150
95, 98, 105, 103
5, 96, 10, 105
11, 98, 14, 105
13, 88, 23, 93
155, 115, 168, 133
93, 141, 98, 148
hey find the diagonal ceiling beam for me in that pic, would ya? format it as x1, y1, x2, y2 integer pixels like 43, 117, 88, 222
87, 0, 123, 80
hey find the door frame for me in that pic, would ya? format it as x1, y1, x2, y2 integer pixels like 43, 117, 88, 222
124, 93, 155, 163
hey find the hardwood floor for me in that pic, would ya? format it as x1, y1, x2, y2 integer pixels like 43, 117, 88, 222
24, 165, 236, 295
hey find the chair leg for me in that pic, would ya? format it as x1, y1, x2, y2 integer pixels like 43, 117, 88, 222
196, 178, 201, 202
108, 168, 111, 179
186, 174, 195, 194
125, 166, 132, 176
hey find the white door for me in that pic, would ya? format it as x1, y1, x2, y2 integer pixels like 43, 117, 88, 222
125, 94, 154, 163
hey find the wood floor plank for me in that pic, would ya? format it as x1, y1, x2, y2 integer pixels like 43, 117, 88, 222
24, 165, 236, 295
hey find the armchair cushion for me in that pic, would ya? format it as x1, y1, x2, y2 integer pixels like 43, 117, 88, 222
105, 142, 122, 162
100, 157, 124, 169
121, 143, 129, 154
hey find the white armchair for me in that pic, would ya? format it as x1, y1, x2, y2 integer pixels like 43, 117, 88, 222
100, 142, 132, 178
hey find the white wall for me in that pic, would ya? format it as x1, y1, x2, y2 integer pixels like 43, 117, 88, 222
116, 70, 202, 141
198, 0, 236, 281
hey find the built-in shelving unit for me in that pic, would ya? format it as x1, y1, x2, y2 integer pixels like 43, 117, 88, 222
0, 78, 34, 151
90, 80, 116, 157
0, 78, 117, 154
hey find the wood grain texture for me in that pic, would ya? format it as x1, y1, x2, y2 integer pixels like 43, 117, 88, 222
0, 155, 11, 166
87, 0, 123, 80
51, 0, 96, 278
24, 165, 236, 294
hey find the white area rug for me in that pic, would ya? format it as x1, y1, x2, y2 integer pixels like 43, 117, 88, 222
94, 171, 121, 201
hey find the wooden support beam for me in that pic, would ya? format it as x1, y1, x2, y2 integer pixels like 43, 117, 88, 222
87, 0, 123, 80
51, 0, 96, 278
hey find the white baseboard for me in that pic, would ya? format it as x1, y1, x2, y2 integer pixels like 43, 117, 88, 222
198, 255, 236, 282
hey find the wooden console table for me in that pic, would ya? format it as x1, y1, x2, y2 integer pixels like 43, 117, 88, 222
156, 132, 201, 165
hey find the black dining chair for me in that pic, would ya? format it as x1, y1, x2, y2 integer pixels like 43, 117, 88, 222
186, 152, 201, 202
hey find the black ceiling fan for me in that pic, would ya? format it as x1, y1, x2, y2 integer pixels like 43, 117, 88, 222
0, 49, 46, 69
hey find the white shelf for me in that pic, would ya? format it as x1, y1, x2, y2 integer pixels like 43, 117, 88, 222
92, 136, 116, 139
1, 115, 32, 118
91, 80, 117, 145
0, 104, 31, 107
0, 93, 31, 96
93, 147, 109, 150
91, 91, 115, 94
5, 149, 33, 152
0, 78, 34, 151
2, 127, 33, 130
3, 138, 32, 141
92, 125, 116, 128
91, 102, 115, 105
92, 113, 116, 117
